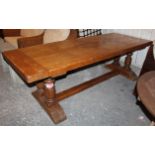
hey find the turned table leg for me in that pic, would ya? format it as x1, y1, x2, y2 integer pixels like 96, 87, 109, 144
105, 54, 137, 81
44, 79, 57, 107
123, 53, 137, 80
124, 53, 132, 70
33, 78, 66, 124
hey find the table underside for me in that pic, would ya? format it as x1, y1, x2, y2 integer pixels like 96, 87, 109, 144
32, 49, 145, 124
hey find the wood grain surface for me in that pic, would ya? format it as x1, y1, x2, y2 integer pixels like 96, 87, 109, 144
3, 33, 152, 83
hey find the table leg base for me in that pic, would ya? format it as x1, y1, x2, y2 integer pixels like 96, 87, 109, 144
106, 63, 138, 81
32, 91, 66, 124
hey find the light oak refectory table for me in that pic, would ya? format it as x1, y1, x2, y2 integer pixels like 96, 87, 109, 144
3, 33, 153, 124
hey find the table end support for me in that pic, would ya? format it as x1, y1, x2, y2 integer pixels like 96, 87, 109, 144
32, 79, 66, 124
106, 55, 138, 81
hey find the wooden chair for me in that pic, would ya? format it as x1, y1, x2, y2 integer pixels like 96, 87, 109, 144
2, 29, 78, 48
2, 29, 44, 48
137, 71, 155, 125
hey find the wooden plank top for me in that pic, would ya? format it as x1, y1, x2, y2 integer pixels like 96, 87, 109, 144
3, 33, 152, 83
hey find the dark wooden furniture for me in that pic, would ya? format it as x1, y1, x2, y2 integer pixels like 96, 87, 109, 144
2, 29, 21, 37
138, 44, 155, 78
134, 44, 155, 97
137, 71, 155, 125
134, 44, 155, 123
3, 33, 153, 124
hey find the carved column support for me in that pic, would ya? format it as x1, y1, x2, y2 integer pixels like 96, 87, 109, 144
124, 53, 132, 70
32, 78, 67, 124
44, 78, 57, 107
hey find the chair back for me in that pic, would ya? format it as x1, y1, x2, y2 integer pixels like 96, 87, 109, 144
21, 29, 45, 37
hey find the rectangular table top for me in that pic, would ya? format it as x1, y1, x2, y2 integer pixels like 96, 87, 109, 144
3, 33, 152, 83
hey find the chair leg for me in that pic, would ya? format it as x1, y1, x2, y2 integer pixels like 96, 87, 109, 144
137, 97, 155, 126
150, 121, 155, 126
